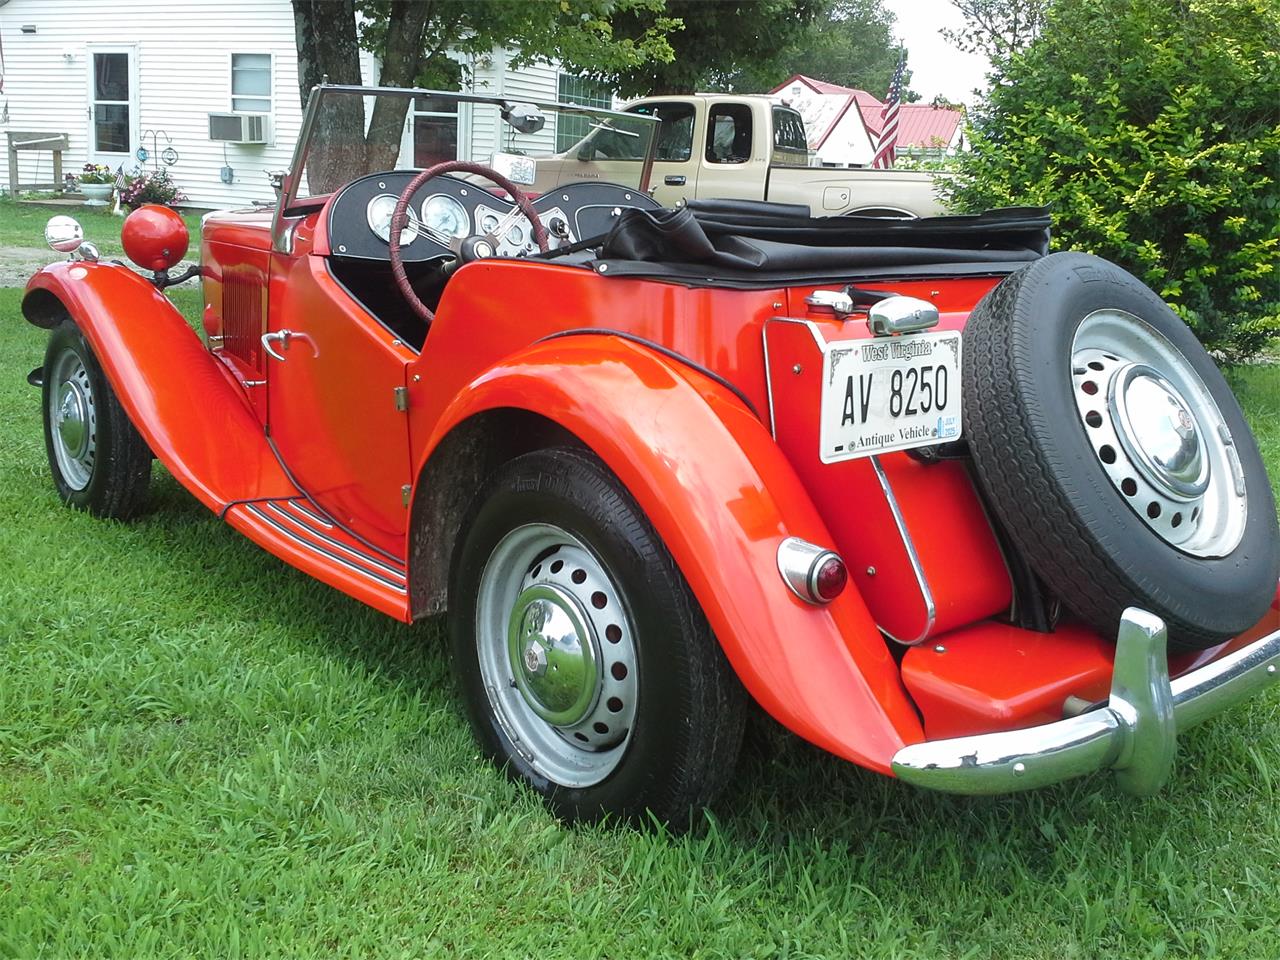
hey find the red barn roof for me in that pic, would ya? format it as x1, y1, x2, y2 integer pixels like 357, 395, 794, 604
772, 74, 962, 151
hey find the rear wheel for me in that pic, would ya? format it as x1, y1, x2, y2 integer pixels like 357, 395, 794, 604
448, 447, 746, 825
42, 320, 151, 519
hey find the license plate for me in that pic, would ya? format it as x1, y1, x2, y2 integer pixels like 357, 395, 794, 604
819, 331, 962, 462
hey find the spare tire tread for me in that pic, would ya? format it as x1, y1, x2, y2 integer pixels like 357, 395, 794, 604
963, 253, 1278, 651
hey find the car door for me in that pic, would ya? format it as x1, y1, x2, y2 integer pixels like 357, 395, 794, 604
623, 101, 700, 205
264, 252, 415, 556
695, 102, 765, 202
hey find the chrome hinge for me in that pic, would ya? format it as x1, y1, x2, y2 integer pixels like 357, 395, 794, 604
394, 386, 409, 412
401, 484, 411, 508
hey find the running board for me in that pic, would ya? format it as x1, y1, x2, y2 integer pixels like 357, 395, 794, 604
223, 497, 410, 621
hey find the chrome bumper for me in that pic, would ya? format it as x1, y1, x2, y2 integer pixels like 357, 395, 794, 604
892, 608, 1280, 796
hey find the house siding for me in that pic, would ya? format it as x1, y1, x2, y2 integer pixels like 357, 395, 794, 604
0, 0, 341, 208
0, 0, 573, 209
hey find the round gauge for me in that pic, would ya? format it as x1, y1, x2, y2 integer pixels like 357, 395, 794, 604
506, 223, 526, 246
365, 194, 418, 245
478, 212, 500, 234
421, 194, 471, 240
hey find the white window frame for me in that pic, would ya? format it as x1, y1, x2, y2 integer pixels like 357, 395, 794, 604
229, 51, 274, 115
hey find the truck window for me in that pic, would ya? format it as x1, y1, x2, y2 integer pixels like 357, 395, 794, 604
705, 104, 753, 164
771, 106, 810, 167
625, 102, 695, 162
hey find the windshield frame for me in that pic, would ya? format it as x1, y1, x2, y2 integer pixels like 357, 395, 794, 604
272, 84, 659, 253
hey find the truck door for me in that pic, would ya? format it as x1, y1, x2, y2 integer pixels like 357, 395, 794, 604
625, 101, 699, 205
697, 102, 767, 202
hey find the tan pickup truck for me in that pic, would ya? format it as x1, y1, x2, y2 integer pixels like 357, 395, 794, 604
555, 94, 946, 217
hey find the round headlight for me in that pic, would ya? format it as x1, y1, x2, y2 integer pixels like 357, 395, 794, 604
121, 204, 189, 272
45, 215, 85, 253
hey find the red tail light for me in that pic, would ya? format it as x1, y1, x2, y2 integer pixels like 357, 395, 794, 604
777, 537, 848, 605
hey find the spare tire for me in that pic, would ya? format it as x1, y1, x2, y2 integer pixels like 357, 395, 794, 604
962, 252, 1278, 651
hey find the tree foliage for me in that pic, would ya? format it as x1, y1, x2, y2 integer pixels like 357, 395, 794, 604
712, 0, 916, 99
941, 0, 1048, 65
291, 0, 677, 188
591, 0, 821, 96
588, 0, 914, 98
946, 0, 1280, 358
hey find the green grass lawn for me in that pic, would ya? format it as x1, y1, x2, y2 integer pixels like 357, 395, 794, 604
2, 282, 1280, 959
0, 201, 204, 261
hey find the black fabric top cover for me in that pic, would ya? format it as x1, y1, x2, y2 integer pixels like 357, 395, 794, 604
595, 199, 1052, 276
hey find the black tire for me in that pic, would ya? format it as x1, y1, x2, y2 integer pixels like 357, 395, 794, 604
42, 319, 151, 519
963, 252, 1279, 651
447, 446, 747, 825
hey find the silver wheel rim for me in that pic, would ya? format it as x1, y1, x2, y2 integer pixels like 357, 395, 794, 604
48, 346, 97, 492
475, 523, 639, 787
1070, 309, 1247, 557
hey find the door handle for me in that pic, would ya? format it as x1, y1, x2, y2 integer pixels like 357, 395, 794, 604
261, 330, 318, 362
663, 175, 686, 186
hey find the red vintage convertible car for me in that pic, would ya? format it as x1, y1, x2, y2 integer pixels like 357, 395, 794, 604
22, 86, 1280, 822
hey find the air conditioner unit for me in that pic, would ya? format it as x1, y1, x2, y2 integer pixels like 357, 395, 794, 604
208, 113, 271, 145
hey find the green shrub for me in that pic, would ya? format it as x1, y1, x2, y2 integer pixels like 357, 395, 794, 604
945, 0, 1280, 359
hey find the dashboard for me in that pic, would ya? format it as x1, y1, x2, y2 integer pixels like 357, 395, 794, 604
327, 171, 662, 262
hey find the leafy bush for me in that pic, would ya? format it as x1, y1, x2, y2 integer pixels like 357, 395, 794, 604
945, 0, 1280, 359
120, 168, 187, 210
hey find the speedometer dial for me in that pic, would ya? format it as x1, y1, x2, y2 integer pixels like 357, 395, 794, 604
422, 194, 471, 240
365, 194, 418, 245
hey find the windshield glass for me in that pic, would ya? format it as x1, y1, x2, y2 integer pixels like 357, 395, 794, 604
286, 86, 658, 210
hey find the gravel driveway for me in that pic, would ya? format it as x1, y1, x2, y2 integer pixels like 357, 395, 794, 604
2, 247, 199, 288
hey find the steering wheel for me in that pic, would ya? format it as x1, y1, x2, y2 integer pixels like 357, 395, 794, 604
389, 160, 550, 325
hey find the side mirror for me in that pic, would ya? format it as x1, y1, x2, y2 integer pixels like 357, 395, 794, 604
44, 215, 84, 253
501, 102, 546, 135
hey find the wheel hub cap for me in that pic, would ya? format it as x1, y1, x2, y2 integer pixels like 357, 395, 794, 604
1112, 365, 1209, 499
56, 380, 89, 458
1069, 308, 1247, 558
475, 525, 640, 788
47, 348, 97, 492
509, 584, 599, 726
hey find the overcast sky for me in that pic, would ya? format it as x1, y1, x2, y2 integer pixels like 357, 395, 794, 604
880, 0, 992, 105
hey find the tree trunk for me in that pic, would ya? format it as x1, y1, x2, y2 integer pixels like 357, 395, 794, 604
365, 0, 434, 170
291, 0, 361, 106
291, 0, 365, 193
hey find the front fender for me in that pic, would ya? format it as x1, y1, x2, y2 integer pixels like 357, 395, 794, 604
419, 336, 924, 772
23, 261, 294, 512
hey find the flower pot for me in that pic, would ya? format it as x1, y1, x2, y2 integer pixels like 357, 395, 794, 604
80, 183, 113, 207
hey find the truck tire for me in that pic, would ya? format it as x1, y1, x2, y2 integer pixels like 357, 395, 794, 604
962, 252, 1278, 652
42, 319, 152, 519
447, 446, 746, 825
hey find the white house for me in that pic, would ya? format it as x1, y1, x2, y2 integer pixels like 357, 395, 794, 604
0, 0, 617, 208
770, 74, 964, 167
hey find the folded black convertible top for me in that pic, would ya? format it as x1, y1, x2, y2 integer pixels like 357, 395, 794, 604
586, 199, 1052, 288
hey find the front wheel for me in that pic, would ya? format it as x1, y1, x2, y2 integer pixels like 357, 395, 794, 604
42, 320, 151, 519
447, 447, 746, 825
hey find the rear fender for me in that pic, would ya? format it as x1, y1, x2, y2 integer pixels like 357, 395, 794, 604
414, 335, 924, 772
23, 261, 294, 512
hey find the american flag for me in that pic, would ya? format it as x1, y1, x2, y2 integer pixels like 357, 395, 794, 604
871, 52, 906, 170
112, 164, 127, 215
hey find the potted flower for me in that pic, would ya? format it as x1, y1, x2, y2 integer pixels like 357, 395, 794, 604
67, 163, 117, 207
119, 168, 187, 211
